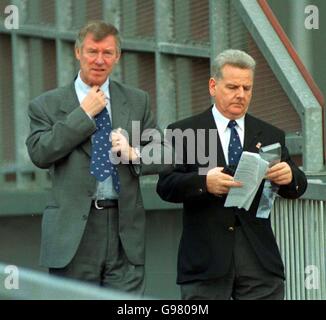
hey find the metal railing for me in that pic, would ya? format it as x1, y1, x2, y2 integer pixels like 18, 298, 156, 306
272, 197, 326, 300
0, 263, 146, 300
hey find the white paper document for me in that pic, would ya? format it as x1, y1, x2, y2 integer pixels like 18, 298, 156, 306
224, 152, 269, 211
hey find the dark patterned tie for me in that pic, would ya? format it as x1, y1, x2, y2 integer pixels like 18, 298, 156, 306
90, 108, 120, 193
228, 120, 243, 166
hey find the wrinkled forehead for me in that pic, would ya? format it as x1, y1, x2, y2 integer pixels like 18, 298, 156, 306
81, 33, 118, 49
219, 65, 254, 83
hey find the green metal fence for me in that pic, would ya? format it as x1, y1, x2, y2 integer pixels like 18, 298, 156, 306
0, 0, 325, 300
272, 196, 326, 300
0, 263, 144, 299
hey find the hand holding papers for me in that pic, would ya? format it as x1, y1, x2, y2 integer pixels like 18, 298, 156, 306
224, 152, 269, 210
256, 143, 281, 218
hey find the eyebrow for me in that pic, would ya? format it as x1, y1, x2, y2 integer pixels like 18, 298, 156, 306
86, 47, 115, 51
226, 83, 252, 88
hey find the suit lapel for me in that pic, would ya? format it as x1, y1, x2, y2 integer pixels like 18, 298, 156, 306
244, 114, 263, 154
59, 82, 93, 157
110, 80, 130, 130
59, 82, 80, 114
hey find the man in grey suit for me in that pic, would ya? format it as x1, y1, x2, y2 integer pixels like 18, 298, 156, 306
26, 21, 162, 295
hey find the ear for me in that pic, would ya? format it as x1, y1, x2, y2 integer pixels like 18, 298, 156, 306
115, 51, 121, 64
209, 78, 217, 97
75, 47, 81, 61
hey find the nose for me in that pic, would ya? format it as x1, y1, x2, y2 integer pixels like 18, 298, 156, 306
236, 87, 245, 98
95, 53, 104, 65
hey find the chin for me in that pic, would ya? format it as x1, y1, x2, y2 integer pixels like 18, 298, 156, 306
230, 110, 244, 116
90, 77, 106, 86
230, 107, 247, 117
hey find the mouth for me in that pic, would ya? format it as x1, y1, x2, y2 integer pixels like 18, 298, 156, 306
91, 68, 106, 73
231, 103, 244, 107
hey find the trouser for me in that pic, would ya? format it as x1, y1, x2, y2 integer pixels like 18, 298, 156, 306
49, 206, 145, 296
181, 226, 284, 300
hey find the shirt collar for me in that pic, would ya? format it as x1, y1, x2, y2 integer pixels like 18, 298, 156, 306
75, 71, 110, 98
212, 104, 245, 132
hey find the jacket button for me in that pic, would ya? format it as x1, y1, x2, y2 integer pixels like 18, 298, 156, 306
82, 215, 88, 220
228, 227, 235, 232
199, 188, 203, 193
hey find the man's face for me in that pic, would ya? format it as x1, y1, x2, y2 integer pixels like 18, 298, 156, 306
209, 64, 254, 119
75, 33, 121, 86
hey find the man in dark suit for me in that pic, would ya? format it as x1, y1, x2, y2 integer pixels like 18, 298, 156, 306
26, 21, 164, 295
157, 49, 307, 300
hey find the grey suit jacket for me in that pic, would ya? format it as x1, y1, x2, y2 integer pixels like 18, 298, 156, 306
26, 79, 164, 268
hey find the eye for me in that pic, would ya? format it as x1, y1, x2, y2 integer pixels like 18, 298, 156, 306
103, 51, 114, 57
87, 50, 97, 56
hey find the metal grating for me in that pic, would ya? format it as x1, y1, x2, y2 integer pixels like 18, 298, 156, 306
26, 0, 56, 26
27, 38, 43, 99
272, 198, 326, 300
0, 33, 15, 164
176, 57, 211, 120
68, 41, 81, 76
71, 0, 103, 30
248, 37, 301, 133
173, 0, 209, 44
228, 1, 301, 134
85, 0, 103, 23
26, 38, 57, 99
39, 0, 55, 26
121, 52, 157, 117
137, 53, 157, 117
42, 40, 57, 91
121, 0, 155, 39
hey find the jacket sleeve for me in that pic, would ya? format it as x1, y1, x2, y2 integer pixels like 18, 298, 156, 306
156, 124, 207, 203
277, 141, 307, 199
25, 97, 96, 169
157, 165, 207, 203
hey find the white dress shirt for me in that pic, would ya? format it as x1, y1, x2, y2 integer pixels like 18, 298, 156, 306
212, 105, 245, 165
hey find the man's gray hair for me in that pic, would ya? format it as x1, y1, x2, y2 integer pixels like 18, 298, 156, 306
211, 49, 256, 79
75, 20, 121, 53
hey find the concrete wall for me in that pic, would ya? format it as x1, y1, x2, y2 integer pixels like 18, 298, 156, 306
0, 209, 183, 299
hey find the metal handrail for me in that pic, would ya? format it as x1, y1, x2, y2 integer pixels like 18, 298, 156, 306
0, 263, 148, 300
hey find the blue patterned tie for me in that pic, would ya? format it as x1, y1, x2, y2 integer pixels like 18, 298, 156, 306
90, 108, 120, 193
228, 120, 243, 166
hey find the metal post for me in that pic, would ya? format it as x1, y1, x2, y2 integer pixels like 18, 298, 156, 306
56, 0, 76, 87
174, 0, 192, 120
233, 0, 324, 173
290, 0, 313, 73
209, 0, 229, 61
103, 0, 122, 81
155, 0, 177, 128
